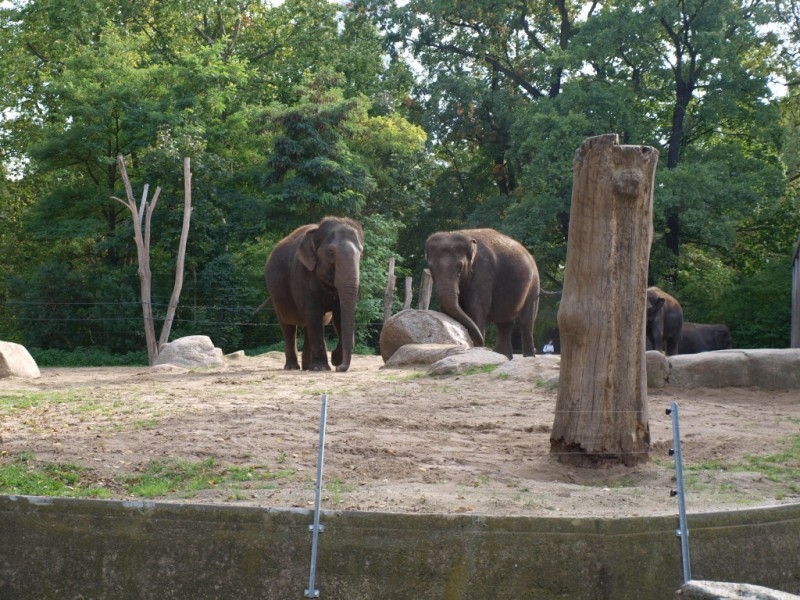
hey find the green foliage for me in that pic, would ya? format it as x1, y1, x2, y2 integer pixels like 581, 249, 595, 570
0, 0, 797, 361
260, 79, 375, 227
30, 347, 148, 367
717, 262, 792, 348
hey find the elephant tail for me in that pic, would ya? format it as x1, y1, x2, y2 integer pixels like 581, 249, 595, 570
253, 297, 272, 315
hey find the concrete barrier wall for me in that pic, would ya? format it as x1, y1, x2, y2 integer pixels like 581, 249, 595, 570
1, 495, 799, 599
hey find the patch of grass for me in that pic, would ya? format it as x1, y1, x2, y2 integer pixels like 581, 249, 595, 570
534, 377, 558, 391
0, 390, 83, 415
511, 491, 555, 510
463, 364, 499, 375
131, 417, 161, 430
122, 458, 296, 499
0, 454, 111, 499
326, 476, 354, 505
682, 436, 800, 497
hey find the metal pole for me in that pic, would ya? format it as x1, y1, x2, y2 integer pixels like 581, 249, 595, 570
305, 394, 328, 599
668, 401, 692, 583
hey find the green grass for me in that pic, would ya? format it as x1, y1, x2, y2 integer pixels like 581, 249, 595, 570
122, 458, 295, 499
326, 476, 354, 505
533, 377, 558, 391
0, 453, 111, 499
0, 454, 296, 500
0, 390, 83, 415
462, 364, 499, 375
682, 435, 800, 497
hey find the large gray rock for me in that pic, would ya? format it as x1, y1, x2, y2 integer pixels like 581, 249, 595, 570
153, 335, 224, 368
494, 355, 561, 386
646, 350, 670, 389
668, 349, 800, 389
383, 343, 466, 368
427, 347, 509, 375
379, 309, 472, 362
675, 580, 800, 599
0, 341, 40, 379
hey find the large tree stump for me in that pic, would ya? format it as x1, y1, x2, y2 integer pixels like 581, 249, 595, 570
550, 134, 659, 467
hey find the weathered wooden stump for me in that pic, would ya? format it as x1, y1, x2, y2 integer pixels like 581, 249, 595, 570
550, 134, 659, 467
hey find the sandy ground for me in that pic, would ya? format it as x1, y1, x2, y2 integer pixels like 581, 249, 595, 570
1, 353, 799, 518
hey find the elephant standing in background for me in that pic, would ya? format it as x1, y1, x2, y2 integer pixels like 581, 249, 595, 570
264, 217, 364, 372
678, 322, 732, 354
646, 286, 683, 356
425, 228, 540, 360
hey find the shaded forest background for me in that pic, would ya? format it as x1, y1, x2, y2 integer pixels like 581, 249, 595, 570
1, 0, 799, 364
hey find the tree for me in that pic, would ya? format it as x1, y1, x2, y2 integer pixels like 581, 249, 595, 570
112, 156, 192, 365
551, 135, 659, 466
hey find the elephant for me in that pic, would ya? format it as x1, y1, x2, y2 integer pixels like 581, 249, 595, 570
678, 322, 732, 354
264, 216, 364, 372
646, 286, 683, 356
424, 228, 540, 360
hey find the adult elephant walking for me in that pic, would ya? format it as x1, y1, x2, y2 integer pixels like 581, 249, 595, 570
646, 286, 683, 356
425, 228, 540, 359
264, 217, 364, 372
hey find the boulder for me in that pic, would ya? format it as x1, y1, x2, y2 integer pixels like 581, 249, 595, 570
493, 355, 561, 387
383, 344, 466, 368
646, 350, 669, 389
0, 341, 40, 379
668, 349, 800, 389
675, 580, 800, 599
379, 309, 471, 362
427, 347, 509, 376
153, 335, 224, 368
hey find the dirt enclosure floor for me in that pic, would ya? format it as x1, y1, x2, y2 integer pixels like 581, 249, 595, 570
1, 353, 799, 518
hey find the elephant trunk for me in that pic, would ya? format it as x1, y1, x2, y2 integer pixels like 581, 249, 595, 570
334, 260, 360, 372
436, 283, 484, 347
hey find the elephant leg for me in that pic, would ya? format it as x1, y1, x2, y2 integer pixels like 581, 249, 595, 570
666, 334, 680, 356
301, 327, 311, 370
304, 314, 331, 371
518, 293, 539, 357
280, 323, 301, 370
494, 322, 514, 360
331, 306, 343, 367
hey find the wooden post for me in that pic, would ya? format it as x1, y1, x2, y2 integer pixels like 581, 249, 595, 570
418, 269, 433, 310
550, 134, 659, 467
403, 276, 413, 310
384, 257, 396, 321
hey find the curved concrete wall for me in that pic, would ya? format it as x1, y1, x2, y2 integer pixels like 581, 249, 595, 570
1, 495, 798, 599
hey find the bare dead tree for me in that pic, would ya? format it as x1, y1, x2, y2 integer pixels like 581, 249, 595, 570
550, 134, 659, 467
112, 156, 193, 365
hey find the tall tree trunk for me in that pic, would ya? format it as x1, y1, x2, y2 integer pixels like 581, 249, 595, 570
550, 134, 659, 467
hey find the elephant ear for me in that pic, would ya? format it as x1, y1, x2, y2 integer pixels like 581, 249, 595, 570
468, 238, 478, 266
298, 227, 319, 271
648, 296, 665, 316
